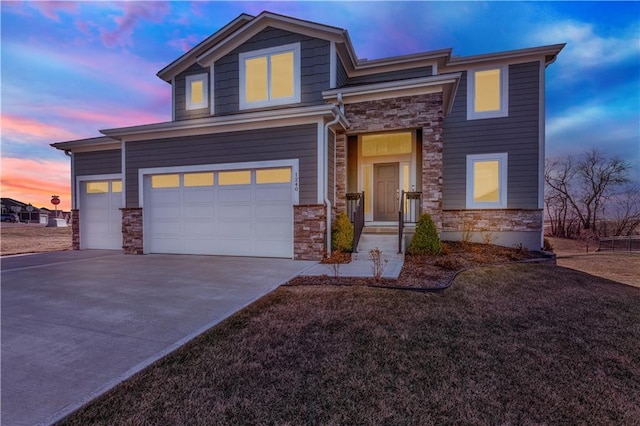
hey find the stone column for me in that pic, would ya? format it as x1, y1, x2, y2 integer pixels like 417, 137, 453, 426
121, 207, 143, 255
71, 209, 80, 250
335, 131, 348, 213
421, 106, 444, 230
293, 205, 326, 260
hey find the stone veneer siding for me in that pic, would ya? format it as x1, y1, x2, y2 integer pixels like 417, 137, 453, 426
442, 209, 543, 232
294, 204, 326, 260
334, 131, 347, 214
121, 208, 143, 255
339, 93, 444, 227
71, 209, 80, 250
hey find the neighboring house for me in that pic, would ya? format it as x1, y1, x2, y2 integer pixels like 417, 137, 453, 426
0, 198, 49, 224
51, 11, 564, 260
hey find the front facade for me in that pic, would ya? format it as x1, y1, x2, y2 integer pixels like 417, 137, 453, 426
52, 11, 563, 260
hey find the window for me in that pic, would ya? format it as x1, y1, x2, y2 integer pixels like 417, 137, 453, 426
467, 66, 508, 120
466, 153, 508, 209
256, 168, 291, 184
361, 132, 412, 157
152, 174, 180, 188
239, 43, 300, 109
111, 181, 122, 193
186, 74, 208, 110
86, 182, 108, 194
184, 172, 214, 187
219, 170, 251, 186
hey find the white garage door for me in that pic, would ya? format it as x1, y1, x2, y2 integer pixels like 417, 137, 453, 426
80, 180, 123, 250
145, 167, 293, 258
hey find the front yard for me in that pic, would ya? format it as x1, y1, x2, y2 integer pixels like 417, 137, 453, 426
60, 263, 640, 425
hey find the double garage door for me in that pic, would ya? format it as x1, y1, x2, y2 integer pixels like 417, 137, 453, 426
145, 167, 294, 258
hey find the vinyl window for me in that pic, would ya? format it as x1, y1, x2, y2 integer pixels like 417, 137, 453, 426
467, 66, 508, 120
239, 43, 300, 110
466, 153, 508, 208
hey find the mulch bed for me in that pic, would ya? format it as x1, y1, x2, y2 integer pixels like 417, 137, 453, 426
286, 241, 550, 290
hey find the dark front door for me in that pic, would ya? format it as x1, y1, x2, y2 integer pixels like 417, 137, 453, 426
373, 162, 399, 221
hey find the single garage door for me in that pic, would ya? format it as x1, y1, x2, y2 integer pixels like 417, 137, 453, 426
145, 167, 293, 258
80, 180, 123, 249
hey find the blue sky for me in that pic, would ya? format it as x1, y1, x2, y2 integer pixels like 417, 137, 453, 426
1, 1, 639, 209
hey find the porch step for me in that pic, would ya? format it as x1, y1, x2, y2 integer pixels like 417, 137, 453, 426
362, 226, 397, 235
353, 233, 404, 262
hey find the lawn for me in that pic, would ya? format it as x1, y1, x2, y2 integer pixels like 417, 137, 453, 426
0, 223, 72, 256
59, 263, 640, 425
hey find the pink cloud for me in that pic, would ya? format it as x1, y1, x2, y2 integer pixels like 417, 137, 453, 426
51, 105, 168, 130
167, 35, 200, 53
30, 1, 78, 22
101, 2, 170, 47
1, 157, 71, 210
1, 114, 81, 143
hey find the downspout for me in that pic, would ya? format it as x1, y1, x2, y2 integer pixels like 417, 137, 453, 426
323, 93, 344, 256
64, 150, 75, 210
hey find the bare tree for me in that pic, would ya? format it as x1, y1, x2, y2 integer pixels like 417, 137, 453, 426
545, 148, 632, 237
605, 184, 640, 236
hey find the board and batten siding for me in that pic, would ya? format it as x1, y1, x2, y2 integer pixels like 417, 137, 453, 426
174, 63, 211, 121
214, 27, 330, 116
346, 66, 432, 86
74, 150, 121, 177
442, 61, 541, 210
124, 124, 318, 207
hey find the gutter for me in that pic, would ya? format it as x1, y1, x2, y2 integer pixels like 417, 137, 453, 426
64, 151, 75, 210
323, 93, 345, 256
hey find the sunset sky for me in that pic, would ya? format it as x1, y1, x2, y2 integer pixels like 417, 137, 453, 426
1, 1, 639, 211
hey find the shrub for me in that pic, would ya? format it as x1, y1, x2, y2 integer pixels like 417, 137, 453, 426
408, 213, 442, 255
331, 212, 354, 252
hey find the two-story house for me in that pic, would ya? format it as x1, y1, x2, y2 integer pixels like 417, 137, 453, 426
52, 11, 563, 260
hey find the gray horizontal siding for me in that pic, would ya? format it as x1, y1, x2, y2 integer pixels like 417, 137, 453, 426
214, 27, 330, 115
74, 150, 121, 177
328, 130, 335, 205
174, 63, 210, 121
442, 61, 541, 209
345, 66, 432, 86
125, 124, 318, 207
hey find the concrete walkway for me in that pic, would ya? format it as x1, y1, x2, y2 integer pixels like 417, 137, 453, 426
1, 251, 315, 426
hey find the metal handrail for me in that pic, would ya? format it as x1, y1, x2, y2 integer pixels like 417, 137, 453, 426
398, 191, 423, 254
351, 191, 365, 253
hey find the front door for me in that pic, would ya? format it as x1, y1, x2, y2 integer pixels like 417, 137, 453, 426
373, 163, 399, 221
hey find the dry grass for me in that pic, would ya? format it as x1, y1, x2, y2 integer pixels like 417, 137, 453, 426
59, 264, 640, 425
0, 223, 72, 256
548, 237, 640, 287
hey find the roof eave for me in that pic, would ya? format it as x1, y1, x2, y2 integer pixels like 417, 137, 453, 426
446, 43, 566, 67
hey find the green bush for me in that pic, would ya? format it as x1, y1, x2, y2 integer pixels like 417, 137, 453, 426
408, 213, 441, 255
331, 212, 354, 252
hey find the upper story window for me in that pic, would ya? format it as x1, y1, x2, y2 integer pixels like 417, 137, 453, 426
239, 43, 301, 110
466, 153, 508, 209
467, 66, 508, 120
186, 73, 208, 110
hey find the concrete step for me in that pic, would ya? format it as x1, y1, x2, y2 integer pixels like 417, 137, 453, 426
353, 233, 404, 261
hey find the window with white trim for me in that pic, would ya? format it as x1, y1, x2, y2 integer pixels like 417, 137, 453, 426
239, 43, 301, 110
186, 73, 208, 110
466, 153, 508, 209
467, 66, 508, 120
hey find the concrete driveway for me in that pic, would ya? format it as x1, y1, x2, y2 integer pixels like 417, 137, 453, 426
1, 250, 315, 426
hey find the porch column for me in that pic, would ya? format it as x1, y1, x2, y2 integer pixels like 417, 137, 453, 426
335, 131, 347, 213
421, 111, 444, 229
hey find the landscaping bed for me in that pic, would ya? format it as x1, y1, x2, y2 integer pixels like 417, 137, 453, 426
287, 241, 549, 289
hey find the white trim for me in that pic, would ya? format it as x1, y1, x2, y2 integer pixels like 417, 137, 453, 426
466, 65, 509, 120
538, 59, 545, 210
137, 159, 300, 209
171, 77, 176, 121
239, 42, 301, 110
209, 64, 215, 115
316, 121, 325, 204
329, 41, 336, 89
466, 153, 508, 209
185, 73, 208, 110
432, 62, 438, 76
121, 140, 126, 209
